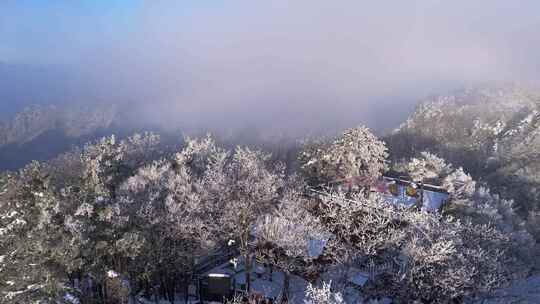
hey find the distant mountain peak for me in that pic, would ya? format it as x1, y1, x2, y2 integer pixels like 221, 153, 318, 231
0, 103, 118, 147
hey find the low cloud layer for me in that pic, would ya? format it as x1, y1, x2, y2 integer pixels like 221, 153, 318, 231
1, 0, 540, 135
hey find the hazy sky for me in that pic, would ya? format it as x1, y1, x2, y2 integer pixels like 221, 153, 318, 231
1, 0, 540, 134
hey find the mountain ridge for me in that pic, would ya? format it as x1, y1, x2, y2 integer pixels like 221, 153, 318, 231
387, 84, 540, 214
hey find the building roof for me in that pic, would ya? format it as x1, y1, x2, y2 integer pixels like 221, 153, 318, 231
318, 175, 450, 211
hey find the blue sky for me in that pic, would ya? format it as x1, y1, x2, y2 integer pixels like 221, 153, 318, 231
3, 0, 540, 66
0, 0, 229, 63
1, 0, 134, 63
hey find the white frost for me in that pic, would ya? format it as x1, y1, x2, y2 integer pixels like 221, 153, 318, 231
107, 270, 119, 278
64, 292, 81, 304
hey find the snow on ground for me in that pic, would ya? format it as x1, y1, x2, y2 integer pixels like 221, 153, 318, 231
201, 258, 374, 303
139, 257, 379, 303
422, 190, 448, 211
381, 188, 448, 211
472, 275, 540, 304
64, 292, 81, 304
319, 265, 369, 303
202, 258, 309, 303
307, 239, 327, 258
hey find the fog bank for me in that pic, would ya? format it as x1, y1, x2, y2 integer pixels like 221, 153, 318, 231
1, 0, 540, 134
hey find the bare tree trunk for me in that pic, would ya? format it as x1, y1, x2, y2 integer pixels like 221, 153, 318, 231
281, 272, 290, 303
245, 252, 252, 293
420, 182, 424, 209
154, 289, 158, 304
184, 276, 189, 304
169, 280, 175, 303
242, 228, 252, 294
160, 276, 167, 302
101, 282, 107, 304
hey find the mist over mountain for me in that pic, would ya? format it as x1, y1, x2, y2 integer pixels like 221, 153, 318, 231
3, 83, 540, 173
3, 1, 540, 136
0, 63, 112, 119
0, 63, 65, 119
3, 1, 540, 303
0, 104, 114, 169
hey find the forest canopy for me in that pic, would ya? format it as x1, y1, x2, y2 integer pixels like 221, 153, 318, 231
1, 116, 538, 303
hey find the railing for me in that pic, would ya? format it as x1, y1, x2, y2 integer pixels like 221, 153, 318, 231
357, 257, 409, 281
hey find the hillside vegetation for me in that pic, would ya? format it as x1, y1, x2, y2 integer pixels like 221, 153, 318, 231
1, 86, 540, 303
387, 85, 540, 218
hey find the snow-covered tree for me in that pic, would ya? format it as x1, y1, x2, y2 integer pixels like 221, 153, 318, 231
0, 162, 76, 303
53, 133, 162, 302
80, 133, 160, 200
395, 151, 453, 184
118, 156, 216, 302
218, 146, 285, 292
120, 135, 286, 297
395, 153, 533, 259
304, 281, 344, 304
313, 190, 518, 303
387, 86, 540, 242
399, 210, 514, 302
441, 168, 534, 265
254, 178, 330, 301
299, 126, 388, 185
0, 129, 528, 304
